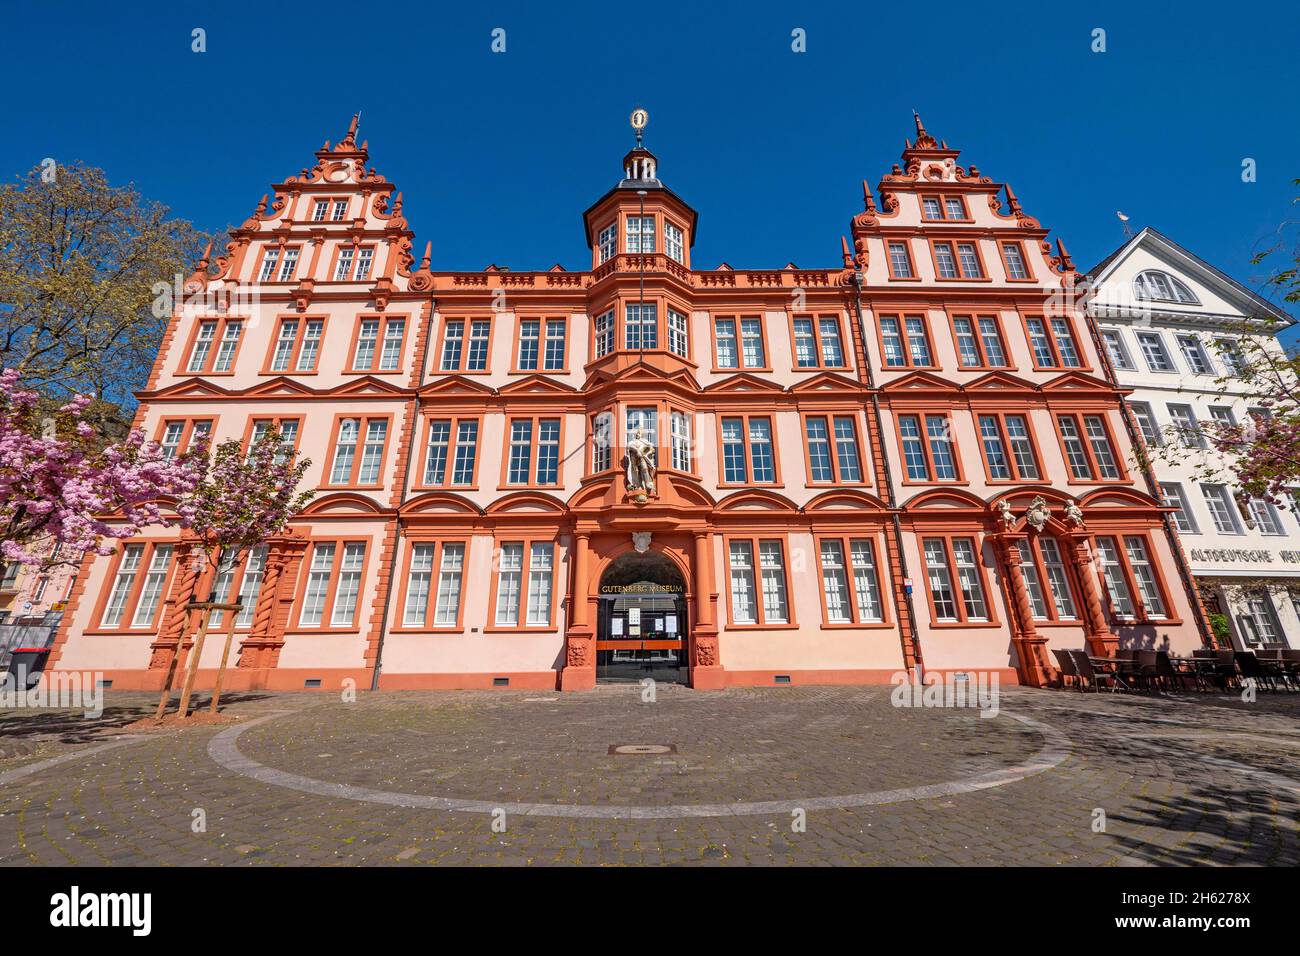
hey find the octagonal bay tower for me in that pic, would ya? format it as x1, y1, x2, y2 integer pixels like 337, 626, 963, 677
45, 115, 1208, 692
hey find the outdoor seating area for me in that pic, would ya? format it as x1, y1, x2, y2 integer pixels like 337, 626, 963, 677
1051, 647, 1300, 693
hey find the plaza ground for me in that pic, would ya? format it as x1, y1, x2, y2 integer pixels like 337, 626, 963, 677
1, 685, 1297, 866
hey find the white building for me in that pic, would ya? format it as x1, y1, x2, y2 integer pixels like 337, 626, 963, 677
1086, 227, 1298, 650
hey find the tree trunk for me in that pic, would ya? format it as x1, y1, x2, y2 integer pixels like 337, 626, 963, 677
176, 606, 214, 719
208, 603, 242, 714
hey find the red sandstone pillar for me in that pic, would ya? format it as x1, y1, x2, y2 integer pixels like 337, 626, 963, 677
690, 531, 724, 689
1069, 533, 1120, 658
996, 537, 1053, 687
560, 533, 595, 690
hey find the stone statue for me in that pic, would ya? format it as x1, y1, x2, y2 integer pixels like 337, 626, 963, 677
1025, 495, 1051, 532
996, 499, 1015, 530
625, 427, 657, 498
1065, 501, 1085, 528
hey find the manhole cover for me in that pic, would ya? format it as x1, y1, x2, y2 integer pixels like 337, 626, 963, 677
609, 744, 677, 755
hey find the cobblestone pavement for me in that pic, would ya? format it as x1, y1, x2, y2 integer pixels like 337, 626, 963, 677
1, 685, 1297, 865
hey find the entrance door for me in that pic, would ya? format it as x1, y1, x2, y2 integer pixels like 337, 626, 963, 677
595, 552, 689, 684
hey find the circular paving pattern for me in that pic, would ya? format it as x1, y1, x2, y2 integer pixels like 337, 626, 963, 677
208, 688, 1071, 819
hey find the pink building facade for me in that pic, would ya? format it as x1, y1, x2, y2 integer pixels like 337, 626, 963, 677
44, 116, 1208, 692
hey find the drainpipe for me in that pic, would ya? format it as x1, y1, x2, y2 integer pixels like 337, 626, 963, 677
370, 294, 438, 690
1081, 299, 1214, 647
846, 268, 925, 675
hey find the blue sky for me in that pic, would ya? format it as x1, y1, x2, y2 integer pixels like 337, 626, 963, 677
5, 1, 1299, 337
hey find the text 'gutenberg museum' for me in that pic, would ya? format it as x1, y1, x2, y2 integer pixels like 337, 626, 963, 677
48, 115, 1220, 692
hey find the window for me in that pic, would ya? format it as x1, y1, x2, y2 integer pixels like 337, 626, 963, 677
805, 415, 863, 483
713, 316, 766, 369
1208, 405, 1236, 429
1000, 242, 1031, 280
591, 412, 613, 473
277, 248, 300, 282
1101, 330, 1135, 370
720, 415, 776, 484
878, 315, 934, 368
267, 317, 325, 373
922, 537, 989, 623
818, 538, 885, 624
1015, 538, 1077, 621
312, 200, 329, 222
951, 315, 1008, 368
664, 221, 684, 263
516, 319, 567, 371
598, 222, 618, 263
1246, 497, 1284, 535
421, 418, 478, 487
157, 419, 212, 460
626, 216, 655, 253
493, 541, 555, 628
1167, 404, 1206, 449
1023, 316, 1082, 369
626, 406, 658, 458
186, 318, 243, 374
792, 316, 846, 368
898, 413, 957, 481
1094, 537, 1135, 617
1201, 484, 1243, 534
332, 245, 375, 282
505, 418, 562, 486
670, 411, 692, 472
933, 241, 983, 279
667, 308, 689, 358
1123, 536, 1166, 619
1133, 270, 1199, 304
625, 303, 658, 349
329, 417, 388, 486
256, 246, 300, 282
100, 543, 175, 630
978, 414, 1040, 480
956, 243, 984, 279
1177, 334, 1213, 374
1160, 482, 1198, 533
249, 418, 300, 465
1056, 414, 1121, 480
887, 241, 914, 278
298, 541, 366, 628
401, 541, 465, 629
1238, 596, 1283, 647
1136, 332, 1174, 372
594, 309, 615, 358
1093, 536, 1173, 621
1214, 338, 1247, 375
920, 194, 968, 220
210, 545, 269, 628
933, 242, 958, 279
1130, 402, 1162, 447
331, 199, 348, 222
440, 319, 491, 372
727, 539, 790, 625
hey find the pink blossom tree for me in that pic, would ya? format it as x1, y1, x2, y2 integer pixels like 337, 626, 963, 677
0, 367, 201, 572
166, 426, 312, 718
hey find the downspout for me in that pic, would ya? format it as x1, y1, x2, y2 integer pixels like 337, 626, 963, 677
370, 293, 437, 690
846, 267, 925, 675
1081, 297, 1215, 647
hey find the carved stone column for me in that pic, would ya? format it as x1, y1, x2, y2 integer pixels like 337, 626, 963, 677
1068, 531, 1120, 658
560, 533, 595, 691
690, 530, 724, 690
995, 536, 1053, 687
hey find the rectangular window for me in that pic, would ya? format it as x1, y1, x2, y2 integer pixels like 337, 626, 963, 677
1049, 319, 1082, 368
591, 412, 613, 473
1130, 402, 1162, 446
126, 545, 173, 629
1057, 414, 1120, 480
355, 248, 374, 282
819, 538, 884, 624
404, 544, 435, 626
898, 414, 956, 481
757, 541, 790, 624
331, 199, 348, 222
212, 320, 243, 372
466, 320, 490, 370
188, 321, 217, 371
1214, 338, 1247, 375
792, 316, 846, 368
1247, 497, 1284, 535
433, 543, 465, 626
952, 315, 1008, 368
421, 418, 478, 486
270, 317, 324, 373
504, 419, 560, 486
517, 319, 540, 370
1241, 596, 1283, 647
278, 248, 300, 282
1025, 317, 1055, 367
899, 415, 929, 481
257, 249, 280, 282
1101, 330, 1135, 370
329, 417, 388, 486
956, 242, 983, 279
878, 315, 932, 368
350, 317, 382, 372
904, 316, 932, 366
158, 419, 211, 460
334, 247, 355, 281
299, 541, 367, 628
805, 415, 863, 483
888, 241, 914, 278
626, 216, 655, 254
1057, 415, 1092, 480
101, 544, 145, 628
728, 540, 757, 624
329, 543, 365, 627
598, 222, 617, 263
664, 221, 684, 263
625, 303, 658, 350
1084, 415, 1121, 478
933, 242, 959, 279
440, 320, 464, 370
1167, 403, 1206, 449
719, 415, 776, 484
1136, 332, 1174, 372
402, 541, 465, 629
594, 309, 615, 358
1208, 405, 1236, 428
1124, 536, 1166, 618
507, 419, 532, 484
1094, 537, 1134, 617
1001, 242, 1030, 280
879, 317, 906, 367
922, 197, 943, 220
1037, 538, 1077, 619
667, 308, 689, 358
923, 537, 988, 623
670, 411, 692, 472
978, 415, 1010, 480
1201, 484, 1242, 534
543, 319, 566, 370
493, 541, 555, 627
945, 196, 967, 220
312, 200, 329, 222
1160, 482, 1198, 533
714, 318, 739, 368
926, 415, 957, 480
1004, 414, 1040, 479
1177, 334, 1212, 375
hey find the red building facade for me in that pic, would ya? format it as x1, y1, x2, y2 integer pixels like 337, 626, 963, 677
45, 116, 1208, 692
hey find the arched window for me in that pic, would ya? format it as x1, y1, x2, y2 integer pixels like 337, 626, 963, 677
1132, 270, 1199, 305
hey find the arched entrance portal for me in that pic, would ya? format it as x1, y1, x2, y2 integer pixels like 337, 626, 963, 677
596, 551, 689, 683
